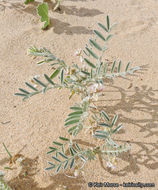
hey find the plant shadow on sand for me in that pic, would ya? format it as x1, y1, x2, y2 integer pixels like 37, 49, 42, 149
49, 18, 93, 35
100, 84, 158, 176
56, 5, 103, 17
7, 156, 85, 190
95, 71, 158, 176
0, 0, 102, 35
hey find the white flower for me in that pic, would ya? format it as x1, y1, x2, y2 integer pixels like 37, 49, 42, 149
33, 84, 38, 88
82, 96, 90, 102
74, 169, 79, 177
17, 157, 24, 163
34, 75, 40, 79
74, 49, 82, 56
88, 83, 98, 93
80, 56, 84, 63
0, 184, 5, 188
81, 112, 89, 121
56, 185, 67, 190
88, 83, 104, 94
0, 171, 5, 177
81, 63, 88, 71
29, 75, 40, 88
92, 93, 99, 101
70, 75, 77, 81
65, 68, 69, 75
78, 86, 82, 92
97, 83, 104, 92
30, 79, 38, 88
84, 125, 92, 134
82, 112, 89, 118
79, 72, 87, 78
106, 161, 116, 169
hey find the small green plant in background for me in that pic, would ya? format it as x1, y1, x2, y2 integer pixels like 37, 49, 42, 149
0, 144, 12, 190
2, 143, 24, 171
0, 144, 25, 190
0, 172, 12, 190
24, 0, 62, 29
15, 16, 140, 176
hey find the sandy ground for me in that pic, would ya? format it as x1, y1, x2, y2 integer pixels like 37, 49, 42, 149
0, 0, 158, 189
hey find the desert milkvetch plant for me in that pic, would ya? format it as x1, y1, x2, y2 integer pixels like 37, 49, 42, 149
15, 16, 140, 176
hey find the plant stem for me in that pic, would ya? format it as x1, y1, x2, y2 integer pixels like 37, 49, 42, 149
2, 143, 12, 158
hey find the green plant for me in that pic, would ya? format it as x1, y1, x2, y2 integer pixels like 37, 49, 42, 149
24, 0, 62, 29
2, 143, 24, 171
0, 172, 12, 190
15, 16, 140, 176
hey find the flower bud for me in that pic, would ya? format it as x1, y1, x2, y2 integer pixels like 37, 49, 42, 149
74, 169, 79, 177
74, 49, 82, 56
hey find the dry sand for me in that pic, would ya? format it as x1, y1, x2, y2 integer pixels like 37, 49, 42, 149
0, 0, 158, 189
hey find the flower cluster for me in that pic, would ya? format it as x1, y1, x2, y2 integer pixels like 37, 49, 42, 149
88, 83, 104, 93
87, 83, 104, 101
